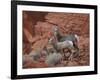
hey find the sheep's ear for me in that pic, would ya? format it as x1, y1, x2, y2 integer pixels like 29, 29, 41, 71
52, 26, 58, 32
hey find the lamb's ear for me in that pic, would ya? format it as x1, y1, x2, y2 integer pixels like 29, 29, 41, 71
52, 26, 58, 32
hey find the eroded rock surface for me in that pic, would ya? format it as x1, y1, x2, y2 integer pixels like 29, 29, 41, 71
23, 11, 89, 68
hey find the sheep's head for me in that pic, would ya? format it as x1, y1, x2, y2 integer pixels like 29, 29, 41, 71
51, 26, 59, 36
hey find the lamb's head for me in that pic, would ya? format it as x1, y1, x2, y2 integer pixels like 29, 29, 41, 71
48, 37, 56, 45
48, 38, 53, 44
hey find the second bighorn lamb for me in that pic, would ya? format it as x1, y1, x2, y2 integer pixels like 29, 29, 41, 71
45, 52, 63, 67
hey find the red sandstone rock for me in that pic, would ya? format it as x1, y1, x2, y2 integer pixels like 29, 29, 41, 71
23, 11, 90, 68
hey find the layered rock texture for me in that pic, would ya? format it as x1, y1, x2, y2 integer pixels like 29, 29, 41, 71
23, 11, 89, 68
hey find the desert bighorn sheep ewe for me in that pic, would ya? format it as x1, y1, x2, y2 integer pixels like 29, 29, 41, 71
55, 26, 79, 47
52, 26, 79, 49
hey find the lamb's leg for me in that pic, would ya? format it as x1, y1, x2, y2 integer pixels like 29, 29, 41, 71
68, 49, 74, 61
59, 49, 66, 61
